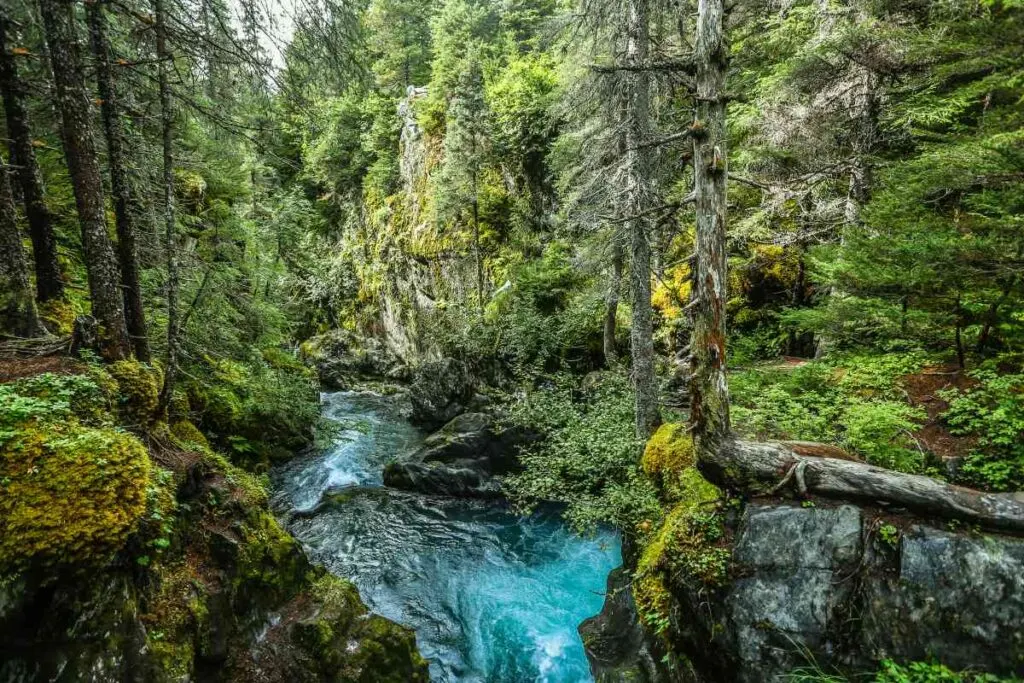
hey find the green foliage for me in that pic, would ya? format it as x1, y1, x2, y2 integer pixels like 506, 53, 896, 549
788, 659, 1020, 682
941, 363, 1024, 491
874, 660, 1018, 683
504, 372, 662, 532
730, 354, 929, 473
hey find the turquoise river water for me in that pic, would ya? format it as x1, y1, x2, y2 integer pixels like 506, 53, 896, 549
271, 391, 621, 683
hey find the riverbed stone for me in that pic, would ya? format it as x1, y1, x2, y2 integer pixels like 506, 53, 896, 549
383, 412, 536, 498
407, 358, 476, 429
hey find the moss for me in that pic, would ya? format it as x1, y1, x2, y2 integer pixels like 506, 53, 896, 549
37, 298, 76, 335
170, 419, 211, 452
633, 466, 728, 634
0, 421, 151, 571
642, 423, 718, 507
107, 360, 162, 429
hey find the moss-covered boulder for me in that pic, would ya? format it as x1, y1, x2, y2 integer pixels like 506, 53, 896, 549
0, 422, 151, 571
641, 423, 697, 501
107, 359, 162, 429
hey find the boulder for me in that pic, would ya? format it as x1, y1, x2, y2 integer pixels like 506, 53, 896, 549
383, 412, 536, 498
640, 501, 1024, 682
303, 330, 408, 389
407, 358, 476, 429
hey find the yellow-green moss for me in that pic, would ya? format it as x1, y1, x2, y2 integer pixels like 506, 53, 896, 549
107, 360, 161, 429
633, 467, 728, 633
170, 419, 211, 452
642, 423, 700, 501
37, 298, 76, 335
0, 422, 151, 571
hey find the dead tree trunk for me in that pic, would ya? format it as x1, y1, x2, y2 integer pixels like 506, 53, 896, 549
87, 0, 150, 361
689, 0, 730, 455
40, 0, 130, 360
155, 0, 180, 415
625, 0, 660, 439
0, 11, 64, 304
701, 437, 1024, 534
0, 153, 44, 336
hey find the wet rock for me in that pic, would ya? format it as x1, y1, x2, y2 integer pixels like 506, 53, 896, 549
304, 330, 409, 389
580, 567, 681, 683
407, 358, 476, 430
383, 412, 536, 498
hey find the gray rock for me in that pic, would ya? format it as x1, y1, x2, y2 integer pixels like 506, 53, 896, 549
383, 412, 537, 498
407, 358, 476, 429
619, 502, 1024, 683
580, 568, 683, 683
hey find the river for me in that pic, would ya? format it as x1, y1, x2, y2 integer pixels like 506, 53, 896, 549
271, 391, 621, 683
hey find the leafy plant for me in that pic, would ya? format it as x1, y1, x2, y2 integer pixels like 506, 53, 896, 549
504, 372, 662, 532
941, 366, 1024, 491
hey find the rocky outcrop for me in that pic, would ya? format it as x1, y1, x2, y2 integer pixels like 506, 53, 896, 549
302, 329, 409, 389
0, 454, 428, 683
580, 568, 680, 683
593, 500, 1024, 682
383, 412, 535, 498
407, 358, 477, 429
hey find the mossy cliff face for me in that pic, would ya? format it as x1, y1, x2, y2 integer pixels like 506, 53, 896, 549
583, 423, 1024, 683
0, 363, 428, 682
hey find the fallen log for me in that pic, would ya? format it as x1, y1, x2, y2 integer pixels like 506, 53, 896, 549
698, 436, 1024, 534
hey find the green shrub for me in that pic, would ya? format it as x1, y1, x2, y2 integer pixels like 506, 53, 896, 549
730, 354, 927, 473
940, 366, 1024, 491
504, 373, 662, 532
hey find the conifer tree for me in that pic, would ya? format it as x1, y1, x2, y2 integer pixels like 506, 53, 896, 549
39, 0, 130, 359
0, 10, 64, 305
0, 153, 43, 336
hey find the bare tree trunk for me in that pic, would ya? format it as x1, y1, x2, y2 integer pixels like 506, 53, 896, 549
87, 0, 150, 361
0, 154, 44, 336
625, 0, 659, 439
689, 0, 730, 455
604, 232, 623, 366
40, 0, 129, 360
155, 0, 180, 415
0, 11, 64, 304
701, 437, 1024, 534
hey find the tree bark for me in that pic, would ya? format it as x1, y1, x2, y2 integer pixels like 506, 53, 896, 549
155, 0, 180, 415
40, 0, 130, 360
604, 232, 623, 366
87, 0, 150, 361
699, 437, 1024, 534
689, 0, 730, 454
625, 0, 660, 439
0, 11, 64, 304
0, 153, 44, 336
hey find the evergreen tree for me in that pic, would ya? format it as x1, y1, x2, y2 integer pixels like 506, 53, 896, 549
39, 0, 130, 359
0, 152, 43, 336
0, 10, 64, 305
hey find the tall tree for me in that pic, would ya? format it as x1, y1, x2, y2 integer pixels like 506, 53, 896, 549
0, 10, 64, 304
86, 0, 150, 361
155, 0, 180, 413
624, 0, 659, 438
689, 0, 729, 452
40, 0, 130, 359
437, 49, 489, 316
0, 153, 43, 336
